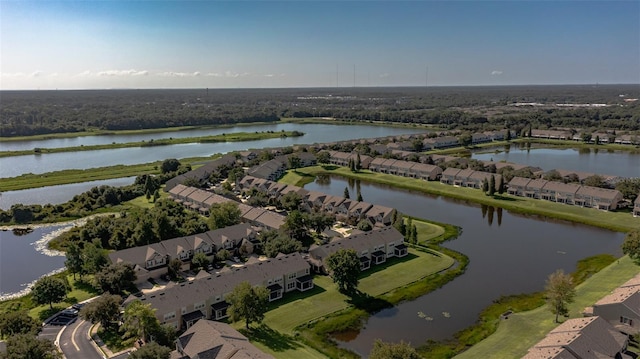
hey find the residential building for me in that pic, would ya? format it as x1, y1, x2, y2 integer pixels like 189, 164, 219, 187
308, 226, 407, 273
634, 195, 640, 217
522, 316, 629, 359
471, 133, 492, 145
530, 129, 572, 140
165, 155, 237, 192
540, 181, 581, 204
128, 253, 313, 330
171, 319, 273, 359
575, 186, 623, 210
108, 224, 257, 284
586, 273, 640, 335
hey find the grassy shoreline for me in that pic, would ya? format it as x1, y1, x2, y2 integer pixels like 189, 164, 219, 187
0, 130, 303, 157
295, 166, 640, 232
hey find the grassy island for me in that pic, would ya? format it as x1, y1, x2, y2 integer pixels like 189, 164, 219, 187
0, 130, 303, 158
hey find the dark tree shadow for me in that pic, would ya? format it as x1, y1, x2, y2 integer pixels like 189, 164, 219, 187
240, 324, 301, 352
346, 291, 393, 314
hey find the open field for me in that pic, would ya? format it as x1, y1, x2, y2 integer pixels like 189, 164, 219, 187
295, 166, 640, 232
455, 255, 640, 359
264, 248, 454, 335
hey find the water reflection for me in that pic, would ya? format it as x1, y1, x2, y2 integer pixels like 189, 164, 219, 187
304, 175, 623, 356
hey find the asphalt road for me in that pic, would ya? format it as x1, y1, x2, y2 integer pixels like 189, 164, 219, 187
59, 319, 104, 359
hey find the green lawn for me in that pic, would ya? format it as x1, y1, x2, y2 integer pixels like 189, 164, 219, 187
278, 170, 317, 187
263, 248, 454, 335
295, 166, 640, 232
455, 256, 640, 359
412, 220, 445, 242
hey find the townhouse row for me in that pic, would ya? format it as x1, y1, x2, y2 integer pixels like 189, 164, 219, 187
167, 184, 286, 229
247, 152, 317, 181
109, 223, 258, 284
531, 129, 640, 145
523, 272, 640, 358
368, 157, 443, 180
507, 177, 623, 210
308, 226, 408, 273
238, 175, 396, 226
440, 168, 503, 190
125, 252, 313, 330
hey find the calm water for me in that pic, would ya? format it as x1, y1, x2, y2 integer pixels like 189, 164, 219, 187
0, 123, 426, 178
0, 177, 136, 210
305, 176, 624, 357
0, 225, 68, 300
473, 145, 640, 178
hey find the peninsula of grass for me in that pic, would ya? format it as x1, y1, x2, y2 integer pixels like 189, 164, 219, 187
0, 130, 303, 158
294, 166, 640, 232
454, 255, 640, 359
0, 153, 225, 191
419, 254, 617, 358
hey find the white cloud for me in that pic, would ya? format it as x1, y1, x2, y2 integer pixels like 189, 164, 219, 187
97, 69, 148, 77
76, 70, 93, 77
491, 70, 503, 76
29, 71, 43, 78
158, 71, 201, 78
379, 73, 390, 78
264, 74, 275, 77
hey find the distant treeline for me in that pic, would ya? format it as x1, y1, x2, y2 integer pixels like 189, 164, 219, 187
1, 85, 639, 137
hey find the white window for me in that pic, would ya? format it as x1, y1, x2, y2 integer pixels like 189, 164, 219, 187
164, 312, 176, 320
287, 282, 296, 290
181, 307, 187, 314
621, 316, 634, 326
195, 302, 205, 310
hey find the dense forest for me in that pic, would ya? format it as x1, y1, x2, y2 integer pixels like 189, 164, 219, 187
1, 85, 639, 137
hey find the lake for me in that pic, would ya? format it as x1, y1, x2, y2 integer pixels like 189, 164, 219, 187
0, 177, 136, 210
0, 123, 427, 178
0, 224, 69, 300
304, 176, 624, 357
473, 145, 640, 178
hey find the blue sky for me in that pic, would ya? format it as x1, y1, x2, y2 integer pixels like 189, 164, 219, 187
1, 1, 638, 89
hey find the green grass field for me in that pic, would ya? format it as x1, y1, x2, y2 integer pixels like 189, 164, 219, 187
455, 256, 640, 359
263, 247, 453, 335
295, 166, 640, 232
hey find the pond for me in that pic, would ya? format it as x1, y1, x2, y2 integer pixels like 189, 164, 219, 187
472, 144, 640, 178
0, 123, 427, 178
0, 176, 136, 210
304, 176, 624, 357
0, 224, 69, 300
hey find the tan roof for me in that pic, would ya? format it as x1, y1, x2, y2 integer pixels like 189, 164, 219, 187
526, 316, 627, 359
576, 186, 622, 201
542, 181, 580, 195
595, 286, 640, 306
509, 177, 532, 188
173, 319, 273, 359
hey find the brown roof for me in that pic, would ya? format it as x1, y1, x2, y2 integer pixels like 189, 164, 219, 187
576, 186, 623, 201
508, 177, 532, 188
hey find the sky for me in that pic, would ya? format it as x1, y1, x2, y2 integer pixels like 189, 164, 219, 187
1, 1, 639, 89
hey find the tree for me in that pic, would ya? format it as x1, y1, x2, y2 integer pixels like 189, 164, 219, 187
581, 132, 592, 143
0, 334, 61, 359
482, 178, 489, 193
122, 300, 159, 343
191, 252, 210, 272
343, 187, 350, 199
128, 342, 171, 359
215, 248, 232, 264
65, 241, 83, 280
369, 339, 420, 359
583, 175, 606, 188
545, 269, 576, 323
160, 158, 181, 174
497, 175, 505, 195
316, 151, 331, 164
622, 231, 640, 265
616, 178, 640, 202
355, 153, 361, 171
94, 262, 136, 294
226, 281, 270, 329
288, 154, 301, 171
208, 202, 241, 230
80, 294, 121, 329
488, 175, 496, 196
283, 210, 308, 239
357, 219, 373, 231
81, 242, 108, 275
167, 258, 183, 281
326, 249, 360, 294
307, 211, 335, 233
458, 133, 472, 147
279, 191, 302, 211
262, 232, 302, 257
31, 276, 69, 310
357, 191, 363, 202
0, 311, 40, 336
